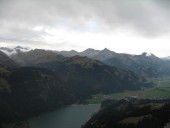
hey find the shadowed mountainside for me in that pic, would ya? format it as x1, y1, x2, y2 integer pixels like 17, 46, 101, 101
57, 48, 170, 78
0, 51, 19, 69
0, 67, 76, 123
36, 55, 152, 100
83, 98, 170, 128
0, 52, 76, 123
9, 49, 153, 99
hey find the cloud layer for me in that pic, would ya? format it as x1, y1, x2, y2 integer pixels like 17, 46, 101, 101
1, 0, 170, 56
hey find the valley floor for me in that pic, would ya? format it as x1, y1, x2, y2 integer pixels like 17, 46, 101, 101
85, 76, 170, 104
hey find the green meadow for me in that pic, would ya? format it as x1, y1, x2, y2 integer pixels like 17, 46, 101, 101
85, 77, 170, 104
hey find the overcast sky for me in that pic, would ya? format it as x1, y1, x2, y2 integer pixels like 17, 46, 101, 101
1, 0, 170, 57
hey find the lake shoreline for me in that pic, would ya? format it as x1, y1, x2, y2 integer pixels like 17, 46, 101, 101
29, 104, 100, 128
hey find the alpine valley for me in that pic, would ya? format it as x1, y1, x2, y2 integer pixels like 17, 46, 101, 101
0, 47, 170, 128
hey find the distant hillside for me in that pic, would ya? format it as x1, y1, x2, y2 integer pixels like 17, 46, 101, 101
11, 49, 64, 66
11, 48, 170, 78
0, 66, 76, 123
36, 55, 152, 100
163, 56, 170, 60
101, 52, 170, 78
57, 48, 170, 78
0, 46, 30, 56
0, 51, 77, 123
10, 49, 152, 99
58, 50, 79, 57
0, 51, 19, 69
83, 98, 170, 128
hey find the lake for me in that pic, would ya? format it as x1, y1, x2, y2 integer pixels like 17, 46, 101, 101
29, 104, 100, 128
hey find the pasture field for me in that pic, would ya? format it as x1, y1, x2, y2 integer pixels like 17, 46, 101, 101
85, 76, 170, 104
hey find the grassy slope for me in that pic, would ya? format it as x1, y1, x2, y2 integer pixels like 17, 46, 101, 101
119, 115, 152, 125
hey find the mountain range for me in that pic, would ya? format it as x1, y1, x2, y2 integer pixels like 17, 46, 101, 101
56, 48, 170, 77
11, 49, 64, 66
0, 48, 152, 123
0, 46, 170, 128
0, 46, 170, 77
6, 49, 151, 99
35, 55, 151, 99
8, 47, 170, 78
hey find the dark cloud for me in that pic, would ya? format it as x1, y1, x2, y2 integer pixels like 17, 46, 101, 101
0, 0, 170, 44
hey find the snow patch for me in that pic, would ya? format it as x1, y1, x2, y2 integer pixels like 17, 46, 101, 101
146, 52, 152, 56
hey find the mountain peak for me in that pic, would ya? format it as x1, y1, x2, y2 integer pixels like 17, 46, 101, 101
83, 48, 95, 52
141, 52, 155, 57
15, 46, 23, 49
14, 45, 30, 50
69, 50, 79, 54
59, 50, 79, 57
99, 48, 116, 54
102, 48, 111, 52
80, 48, 100, 57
